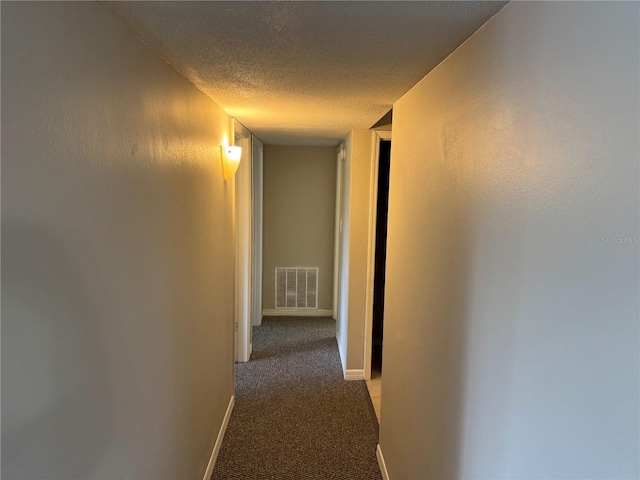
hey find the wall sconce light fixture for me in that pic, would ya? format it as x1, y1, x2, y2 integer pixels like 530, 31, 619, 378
221, 145, 242, 180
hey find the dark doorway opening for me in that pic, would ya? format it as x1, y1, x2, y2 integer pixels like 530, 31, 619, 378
371, 139, 391, 374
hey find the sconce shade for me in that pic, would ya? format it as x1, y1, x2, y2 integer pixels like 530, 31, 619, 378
222, 145, 242, 180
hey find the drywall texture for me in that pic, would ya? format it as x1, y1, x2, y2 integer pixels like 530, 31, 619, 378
262, 146, 337, 311
335, 130, 374, 373
379, 2, 639, 479
1, 3, 235, 479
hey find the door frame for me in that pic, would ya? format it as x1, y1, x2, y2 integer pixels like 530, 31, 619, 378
364, 130, 392, 380
251, 135, 264, 327
332, 145, 346, 321
235, 120, 253, 363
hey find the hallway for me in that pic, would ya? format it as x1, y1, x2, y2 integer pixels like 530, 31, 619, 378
212, 317, 381, 479
2, 2, 638, 479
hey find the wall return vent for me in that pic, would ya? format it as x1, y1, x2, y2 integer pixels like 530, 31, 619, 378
275, 267, 318, 309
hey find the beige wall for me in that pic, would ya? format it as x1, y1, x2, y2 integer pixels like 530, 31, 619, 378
379, 2, 639, 479
346, 131, 374, 371
1, 3, 235, 478
335, 130, 374, 374
262, 146, 337, 312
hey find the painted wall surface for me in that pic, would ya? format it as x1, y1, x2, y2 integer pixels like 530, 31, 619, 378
336, 130, 375, 373
379, 2, 639, 479
346, 131, 374, 371
262, 146, 336, 311
1, 3, 235, 479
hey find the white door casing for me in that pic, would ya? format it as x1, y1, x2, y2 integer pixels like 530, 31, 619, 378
332, 145, 345, 321
235, 120, 252, 363
251, 135, 264, 327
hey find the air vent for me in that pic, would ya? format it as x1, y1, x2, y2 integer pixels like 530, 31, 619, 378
275, 267, 318, 309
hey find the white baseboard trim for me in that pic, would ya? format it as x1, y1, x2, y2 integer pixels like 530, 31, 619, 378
344, 369, 365, 381
203, 395, 235, 480
377, 444, 390, 480
262, 309, 333, 317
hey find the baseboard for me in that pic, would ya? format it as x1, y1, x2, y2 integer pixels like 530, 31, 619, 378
203, 395, 235, 480
344, 369, 365, 381
377, 444, 390, 480
262, 309, 333, 317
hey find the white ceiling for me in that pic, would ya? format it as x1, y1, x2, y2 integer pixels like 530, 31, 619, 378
106, 1, 507, 146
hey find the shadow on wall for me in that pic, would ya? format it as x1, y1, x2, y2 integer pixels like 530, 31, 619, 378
439, 117, 525, 477
383, 128, 477, 476
2, 222, 111, 479
419, 151, 475, 479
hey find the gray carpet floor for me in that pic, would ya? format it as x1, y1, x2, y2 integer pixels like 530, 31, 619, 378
211, 316, 382, 480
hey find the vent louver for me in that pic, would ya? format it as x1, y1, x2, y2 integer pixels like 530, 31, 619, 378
275, 267, 318, 309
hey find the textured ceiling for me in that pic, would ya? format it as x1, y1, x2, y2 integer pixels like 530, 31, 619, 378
106, 1, 507, 146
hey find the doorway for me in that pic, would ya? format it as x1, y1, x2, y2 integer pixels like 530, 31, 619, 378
364, 131, 392, 381
251, 135, 264, 328
235, 124, 265, 362
371, 139, 391, 374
